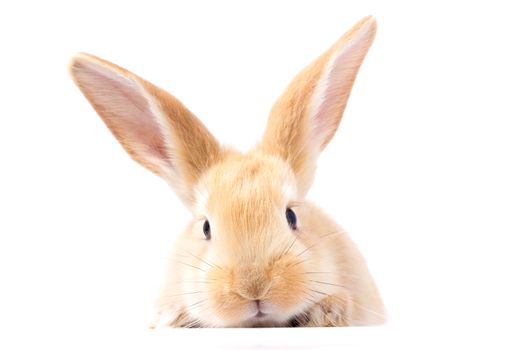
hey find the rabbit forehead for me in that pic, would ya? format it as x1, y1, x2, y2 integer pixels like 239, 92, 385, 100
198, 151, 297, 229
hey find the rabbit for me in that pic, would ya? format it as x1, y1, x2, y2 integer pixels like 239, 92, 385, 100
69, 16, 385, 327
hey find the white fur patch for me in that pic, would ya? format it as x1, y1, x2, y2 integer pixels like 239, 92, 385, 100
193, 185, 210, 216
282, 177, 298, 203
139, 87, 185, 184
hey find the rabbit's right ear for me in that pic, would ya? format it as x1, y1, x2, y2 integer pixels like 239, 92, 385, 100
70, 53, 221, 207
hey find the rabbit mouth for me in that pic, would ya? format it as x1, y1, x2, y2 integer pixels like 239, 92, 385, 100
245, 305, 276, 325
255, 311, 267, 318
249, 309, 269, 321
248, 299, 271, 320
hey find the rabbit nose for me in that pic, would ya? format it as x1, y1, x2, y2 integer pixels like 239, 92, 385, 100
237, 282, 270, 300
235, 269, 271, 300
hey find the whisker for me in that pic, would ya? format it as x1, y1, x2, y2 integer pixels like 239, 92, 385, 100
301, 291, 318, 305
182, 250, 224, 271
308, 288, 330, 296
184, 319, 202, 328
181, 300, 209, 328
171, 280, 212, 284
349, 297, 387, 319
309, 280, 350, 290
303, 296, 316, 304
288, 258, 309, 268
279, 235, 298, 259
164, 291, 205, 297
173, 260, 208, 273
186, 299, 206, 311
296, 230, 345, 257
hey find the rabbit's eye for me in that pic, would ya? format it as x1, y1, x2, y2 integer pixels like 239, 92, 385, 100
286, 208, 297, 230
203, 220, 211, 240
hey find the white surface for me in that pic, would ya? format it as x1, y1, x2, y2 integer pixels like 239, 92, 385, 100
1, 0, 524, 349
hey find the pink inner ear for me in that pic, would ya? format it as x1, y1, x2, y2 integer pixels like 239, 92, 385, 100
312, 49, 360, 149
310, 25, 371, 149
74, 59, 168, 161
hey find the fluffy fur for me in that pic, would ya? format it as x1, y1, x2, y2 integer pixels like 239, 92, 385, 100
70, 16, 385, 327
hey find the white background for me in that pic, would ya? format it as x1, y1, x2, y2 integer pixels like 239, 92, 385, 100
1, 1, 524, 349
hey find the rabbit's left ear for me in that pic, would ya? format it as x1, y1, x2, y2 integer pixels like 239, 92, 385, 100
260, 16, 377, 196
70, 53, 221, 207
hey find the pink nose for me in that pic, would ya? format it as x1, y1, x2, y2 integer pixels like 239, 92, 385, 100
254, 299, 267, 317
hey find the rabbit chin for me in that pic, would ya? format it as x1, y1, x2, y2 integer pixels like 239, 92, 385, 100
232, 312, 293, 328
217, 301, 307, 328
241, 315, 286, 328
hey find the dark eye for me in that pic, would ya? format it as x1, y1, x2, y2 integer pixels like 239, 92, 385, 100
203, 220, 211, 240
286, 208, 297, 230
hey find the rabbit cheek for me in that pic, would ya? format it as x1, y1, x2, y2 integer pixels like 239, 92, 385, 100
207, 267, 251, 324
264, 255, 310, 319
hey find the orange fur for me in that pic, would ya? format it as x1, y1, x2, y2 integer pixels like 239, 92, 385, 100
260, 16, 377, 196
70, 16, 384, 327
